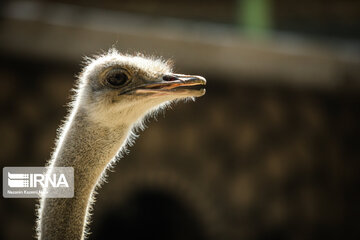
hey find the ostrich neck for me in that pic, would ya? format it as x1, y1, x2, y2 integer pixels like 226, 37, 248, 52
39, 109, 131, 240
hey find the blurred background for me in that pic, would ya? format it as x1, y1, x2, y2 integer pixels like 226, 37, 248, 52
1, 0, 359, 239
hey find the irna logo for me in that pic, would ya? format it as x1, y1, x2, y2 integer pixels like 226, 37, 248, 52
3, 167, 74, 198
8, 172, 69, 188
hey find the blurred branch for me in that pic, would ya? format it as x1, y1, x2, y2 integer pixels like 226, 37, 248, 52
1, 1, 360, 89
237, 0, 272, 37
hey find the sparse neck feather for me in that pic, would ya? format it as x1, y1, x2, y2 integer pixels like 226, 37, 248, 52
38, 107, 133, 240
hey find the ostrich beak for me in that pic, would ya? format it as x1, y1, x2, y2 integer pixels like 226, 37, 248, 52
135, 74, 206, 97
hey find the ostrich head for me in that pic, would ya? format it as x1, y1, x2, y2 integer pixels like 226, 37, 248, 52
38, 50, 206, 240
76, 50, 206, 127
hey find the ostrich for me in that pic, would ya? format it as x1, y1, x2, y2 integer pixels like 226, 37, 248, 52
36, 49, 206, 240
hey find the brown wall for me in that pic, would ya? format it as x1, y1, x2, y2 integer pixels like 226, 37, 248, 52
0, 55, 358, 239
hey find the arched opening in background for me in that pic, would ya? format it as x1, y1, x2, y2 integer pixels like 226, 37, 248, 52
91, 188, 207, 240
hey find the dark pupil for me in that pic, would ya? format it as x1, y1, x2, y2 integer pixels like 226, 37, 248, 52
108, 73, 127, 86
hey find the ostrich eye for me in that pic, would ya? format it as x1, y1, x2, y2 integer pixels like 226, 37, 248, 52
106, 70, 129, 87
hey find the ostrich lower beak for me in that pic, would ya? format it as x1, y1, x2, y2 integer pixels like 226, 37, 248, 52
135, 74, 206, 97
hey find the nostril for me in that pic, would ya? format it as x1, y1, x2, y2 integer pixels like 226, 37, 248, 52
163, 75, 177, 81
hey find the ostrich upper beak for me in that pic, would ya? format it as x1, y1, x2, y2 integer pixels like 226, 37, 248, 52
134, 73, 206, 97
